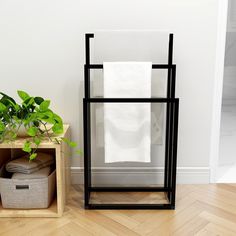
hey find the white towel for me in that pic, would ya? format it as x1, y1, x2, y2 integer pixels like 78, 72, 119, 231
104, 62, 151, 163
95, 105, 164, 147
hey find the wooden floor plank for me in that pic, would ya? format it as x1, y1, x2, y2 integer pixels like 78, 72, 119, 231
59, 222, 93, 236
202, 223, 236, 236
146, 201, 205, 236
173, 216, 209, 236
199, 211, 236, 233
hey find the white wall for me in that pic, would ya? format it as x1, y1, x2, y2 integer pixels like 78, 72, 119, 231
0, 0, 220, 183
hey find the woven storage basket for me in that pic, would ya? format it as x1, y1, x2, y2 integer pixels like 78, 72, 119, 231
0, 168, 56, 209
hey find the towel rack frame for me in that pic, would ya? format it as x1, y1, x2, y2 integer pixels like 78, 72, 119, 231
83, 33, 179, 210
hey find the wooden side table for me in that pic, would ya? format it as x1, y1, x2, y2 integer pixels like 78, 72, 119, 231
0, 125, 71, 217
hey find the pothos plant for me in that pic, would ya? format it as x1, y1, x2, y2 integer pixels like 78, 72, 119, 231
0, 91, 81, 160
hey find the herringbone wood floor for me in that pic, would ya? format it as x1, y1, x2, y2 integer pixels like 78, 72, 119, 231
1, 184, 236, 235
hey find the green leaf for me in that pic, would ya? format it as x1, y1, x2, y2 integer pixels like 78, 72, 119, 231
29, 153, 37, 160
42, 117, 55, 124
61, 137, 77, 148
38, 110, 55, 124
23, 141, 32, 153
61, 137, 70, 144
75, 150, 83, 156
33, 121, 40, 127
33, 137, 41, 146
27, 127, 38, 137
53, 113, 63, 124
0, 102, 6, 112
0, 92, 16, 105
6, 99, 19, 111
12, 116, 21, 123
52, 123, 63, 134
43, 110, 54, 118
68, 141, 77, 148
0, 120, 5, 132
17, 90, 30, 101
34, 97, 44, 105
23, 97, 35, 107
39, 100, 50, 111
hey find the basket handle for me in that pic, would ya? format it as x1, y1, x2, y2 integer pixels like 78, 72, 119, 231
15, 185, 29, 190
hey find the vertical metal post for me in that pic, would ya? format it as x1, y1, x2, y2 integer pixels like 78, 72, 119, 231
85, 34, 91, 98
167, 67, 176, 200
83, 99, 89, 208
164, 34, 174, 199
171, 65, 176, 98
84, 34, 93, 208
170, 100, 179, 208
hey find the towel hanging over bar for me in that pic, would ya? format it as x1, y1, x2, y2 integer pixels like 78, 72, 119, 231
103, 62, 152, 163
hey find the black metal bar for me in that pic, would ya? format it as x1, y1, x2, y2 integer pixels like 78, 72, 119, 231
167, 67, 175, 200
164, 34, 174, 193
167, 65, 176, 200
83, 100, 89, 207
170, 100, 179, 208
84, 34, 93, 196
167, 101, 174, 200
84, 34, 91, 99
169, 102, 175, 205
171, 65, 176, 98
89, 187, 170, 192
85, 34, 92, 65
86, 98, 178, 103
86, 33, 94, 38
168, 34, 174, 66
87, 104, 92, 191
87, 204, 175, 210
84, 65, 90, 99
165, 105, 171, 199
164, 101, 170, 189
87, 64, 176, 69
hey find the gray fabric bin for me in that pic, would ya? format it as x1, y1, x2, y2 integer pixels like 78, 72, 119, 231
0, 168, 56, 209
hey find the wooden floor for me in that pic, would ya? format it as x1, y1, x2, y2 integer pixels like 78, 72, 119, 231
1, 184, 236, 235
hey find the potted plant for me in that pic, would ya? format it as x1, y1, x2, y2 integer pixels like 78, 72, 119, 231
0, 90, 80, 160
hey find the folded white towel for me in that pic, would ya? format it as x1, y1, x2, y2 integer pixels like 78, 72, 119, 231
104, 62, 151, 163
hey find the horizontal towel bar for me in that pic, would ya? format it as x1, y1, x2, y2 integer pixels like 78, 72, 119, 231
85, 64, 176, 69
84, 98, 179, 103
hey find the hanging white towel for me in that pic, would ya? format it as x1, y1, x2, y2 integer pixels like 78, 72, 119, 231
104, 62, 152, 163
95, 105, 164, 147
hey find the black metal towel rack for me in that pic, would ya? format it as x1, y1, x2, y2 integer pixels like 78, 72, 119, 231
83, 33, 179, 209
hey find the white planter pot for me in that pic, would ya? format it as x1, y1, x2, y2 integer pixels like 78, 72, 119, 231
17, 125, 29, 137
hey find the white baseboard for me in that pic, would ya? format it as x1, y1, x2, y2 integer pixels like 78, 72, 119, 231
70, 167, 210, 185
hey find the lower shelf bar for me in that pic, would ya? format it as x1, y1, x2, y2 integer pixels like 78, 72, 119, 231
86, 204, 175, 210
89, 187, 170, 192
